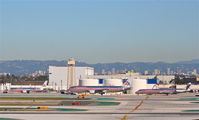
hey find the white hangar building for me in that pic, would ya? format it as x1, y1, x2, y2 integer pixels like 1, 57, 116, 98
48, 66, 94, 90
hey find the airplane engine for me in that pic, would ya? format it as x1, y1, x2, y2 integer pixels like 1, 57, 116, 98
89, 90, 95, 94
21, 90, 27, 93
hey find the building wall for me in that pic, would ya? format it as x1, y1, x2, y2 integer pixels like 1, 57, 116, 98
48, 66, 94, 90
0, 83, 11, 91
128, 77, 147, 94
157, 75, 175, 84
75, 67, 94, 84
49, 66, 67, 90
140, 75, 175, 84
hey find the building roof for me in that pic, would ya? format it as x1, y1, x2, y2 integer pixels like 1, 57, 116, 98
11, 81, 45, 85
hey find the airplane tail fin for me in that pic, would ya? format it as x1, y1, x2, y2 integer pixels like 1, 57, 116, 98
43, 81, 48, 87
186, 82, 192, 90
123, 79, 130, 88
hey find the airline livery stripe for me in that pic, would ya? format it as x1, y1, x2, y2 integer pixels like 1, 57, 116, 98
136, 91, 175, 93
9, 90, 42, 91
69, 89, 123, 91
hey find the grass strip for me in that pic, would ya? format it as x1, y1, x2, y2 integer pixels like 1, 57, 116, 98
0, 97, 70, 100
0, 118, 19, 120
191, 102, 199, 103
180, 98, 199, 100
0, 107, 87, 111
0, 102, 57, 106
56, 108, 87, 111
183, 110, 199, 112
60, 101, 120, 106
96, 98, 114, 100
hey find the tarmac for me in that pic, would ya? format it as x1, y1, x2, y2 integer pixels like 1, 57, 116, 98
1, 93, 199, 120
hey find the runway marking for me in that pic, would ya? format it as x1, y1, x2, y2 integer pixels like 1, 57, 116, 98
1, 112, 199, 115
120, 96, 149, 120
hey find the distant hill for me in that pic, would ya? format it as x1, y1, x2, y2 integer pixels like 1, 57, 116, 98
177, 59, 199, 64
0, 60, 199, 75
0, 60, 65, 75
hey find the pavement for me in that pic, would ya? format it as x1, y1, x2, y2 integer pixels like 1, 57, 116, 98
1, 93, 199, 120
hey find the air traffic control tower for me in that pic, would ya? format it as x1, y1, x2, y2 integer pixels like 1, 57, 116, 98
67, 58, 76, 89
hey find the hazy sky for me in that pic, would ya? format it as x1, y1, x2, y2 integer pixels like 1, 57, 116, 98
0, 0, 198, 63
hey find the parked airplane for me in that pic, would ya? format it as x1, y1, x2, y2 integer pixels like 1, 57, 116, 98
65, 79, 131, 95
7, 81, 48, 93
9, 87, 44, 93
67, 86, 129, 95
135, 88, 177, 95
136, 83, 192, 95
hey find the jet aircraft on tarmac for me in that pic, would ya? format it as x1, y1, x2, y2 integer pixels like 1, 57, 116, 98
67, 86, 130, 95
136, 83, 192, 95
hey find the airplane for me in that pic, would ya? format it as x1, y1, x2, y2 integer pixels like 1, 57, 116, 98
65, 80, 131, 95
6, 81, 48, 93
67, 86, 130, 95
135, 88, 177, 95
135, 83, 192, 95
8, 87, 44, 93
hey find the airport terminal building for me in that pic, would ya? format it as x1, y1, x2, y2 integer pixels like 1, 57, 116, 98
47, 59, 176, 94
48, 66, 94, 90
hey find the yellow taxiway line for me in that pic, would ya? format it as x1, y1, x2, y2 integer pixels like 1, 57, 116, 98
120, 96, 149, 120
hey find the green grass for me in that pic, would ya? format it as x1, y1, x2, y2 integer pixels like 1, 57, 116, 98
0, 97, 70, 100
0, 118, 19, 120
190, 102, 199, 103
56, 108, 87, 111
61, 101, 120, 106
96, 98, 114, 100
96, 101, 120, 106
180, 98, 199, 100
0, 107, 35, 109
183, 110, 199, 112
0, 97, 91, 100
0, 107, 87, 111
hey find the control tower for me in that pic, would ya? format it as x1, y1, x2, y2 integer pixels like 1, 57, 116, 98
67, 58, 76, 89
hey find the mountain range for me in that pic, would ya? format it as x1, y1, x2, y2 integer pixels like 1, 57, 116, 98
0, 59, 199, 75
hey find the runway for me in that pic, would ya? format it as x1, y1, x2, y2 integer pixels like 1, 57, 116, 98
1, 93, 199, 120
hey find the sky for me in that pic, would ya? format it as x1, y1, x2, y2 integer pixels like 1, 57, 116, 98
0, 0, 198, 63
